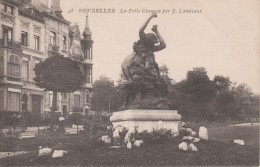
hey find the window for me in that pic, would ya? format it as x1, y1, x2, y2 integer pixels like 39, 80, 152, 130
74, 94, 80, 108
7, 55, 20, 77
21, 60, 28, 81
83, 48, 92, 59
86, 94, 90, 104
3, 26, 13, 42
86, 68, 92, 83
49, 93, 53, 108
1, 3, 6, 12
34, 35, 39, 50
8, 92, 20, 112
50, 31, 56, 46
1, 3, 14, 15
32, 59, 40, 79
7, 5, 14, 15
84, 49, 89, 59
62, 93, 67, 100
63, 36, 67, 50
21, 31, 28, 46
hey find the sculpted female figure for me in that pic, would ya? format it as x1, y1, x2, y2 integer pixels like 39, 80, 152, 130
121, 12, 167, 107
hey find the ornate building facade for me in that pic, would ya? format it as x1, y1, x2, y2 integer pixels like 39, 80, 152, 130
0, 0, 93, 123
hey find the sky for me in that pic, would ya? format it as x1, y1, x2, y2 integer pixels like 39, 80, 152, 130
60, 0, 259, 93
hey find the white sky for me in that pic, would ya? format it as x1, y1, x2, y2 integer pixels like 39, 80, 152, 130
60, 0, 259, 93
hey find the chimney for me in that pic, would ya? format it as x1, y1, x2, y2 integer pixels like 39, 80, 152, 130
52, 0, 62, 12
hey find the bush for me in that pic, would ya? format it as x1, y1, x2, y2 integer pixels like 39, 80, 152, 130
130, 128, 173, 144
0, 111, 22, 126
67, 113, 83, 125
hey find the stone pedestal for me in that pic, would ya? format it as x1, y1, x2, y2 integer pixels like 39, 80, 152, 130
110, 109, 181, 133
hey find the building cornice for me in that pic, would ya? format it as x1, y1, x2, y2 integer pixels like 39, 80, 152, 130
19, 10, 45, 23
42, 12, 71, 25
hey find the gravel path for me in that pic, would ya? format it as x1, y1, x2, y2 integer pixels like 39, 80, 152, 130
229, 122, 260, 127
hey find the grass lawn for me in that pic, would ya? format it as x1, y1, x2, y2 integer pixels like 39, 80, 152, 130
0, 121, 259, 166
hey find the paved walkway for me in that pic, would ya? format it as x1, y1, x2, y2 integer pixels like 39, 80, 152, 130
229, 122, 260, 127
1, 125, 84, 139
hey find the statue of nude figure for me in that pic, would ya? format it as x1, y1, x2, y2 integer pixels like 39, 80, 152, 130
121, 12, 167, 107
121, 12, 166, 82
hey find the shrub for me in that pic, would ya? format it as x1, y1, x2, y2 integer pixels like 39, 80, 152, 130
0, 111, 22, 126
67, 113, 83, 125
119, 127, 128, 139
130, 128, 173, 144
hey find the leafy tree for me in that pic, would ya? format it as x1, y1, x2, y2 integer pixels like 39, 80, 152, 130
185, 67, 216, 104
115, 73, 128, 108
91, 75, 118, 112
158, 64, 174, 97
159, 64, 173, 85
233, 83, 254, 106
34, 55, 84, 130
232, 83, 255, 117
213, 75, 232, 92
211, 75, 235, 119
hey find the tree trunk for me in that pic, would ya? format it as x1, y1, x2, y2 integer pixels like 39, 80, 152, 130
50, 91, 58, 132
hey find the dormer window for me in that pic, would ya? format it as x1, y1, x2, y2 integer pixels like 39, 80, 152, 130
1, 3, 14, 15
7, 5, 14, 15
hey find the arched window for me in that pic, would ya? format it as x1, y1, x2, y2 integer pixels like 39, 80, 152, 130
7, 55, 20, 77
50, 31, 56, 46
63, 36, 67, 50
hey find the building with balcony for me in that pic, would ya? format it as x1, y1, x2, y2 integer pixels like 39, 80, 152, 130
0, 0, 93, 123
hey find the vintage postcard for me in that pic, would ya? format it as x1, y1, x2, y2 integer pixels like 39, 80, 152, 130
0, 0, 259, 166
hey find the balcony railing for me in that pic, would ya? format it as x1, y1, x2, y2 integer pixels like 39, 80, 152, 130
7, 76, 21, 82
0, 39, 22, 51
0, 75, 22, 84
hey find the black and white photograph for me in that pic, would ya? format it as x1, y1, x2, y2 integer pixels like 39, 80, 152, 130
0, 0, 259, 166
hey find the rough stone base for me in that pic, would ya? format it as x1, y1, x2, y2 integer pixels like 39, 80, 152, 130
110, 109, 181, 133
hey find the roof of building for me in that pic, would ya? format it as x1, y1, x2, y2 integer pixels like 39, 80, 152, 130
18, 0, 70, 24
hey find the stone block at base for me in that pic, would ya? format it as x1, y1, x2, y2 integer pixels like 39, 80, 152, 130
110, 109, 181, 133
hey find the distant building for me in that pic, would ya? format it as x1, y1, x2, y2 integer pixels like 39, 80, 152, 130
0, 0, 93, 123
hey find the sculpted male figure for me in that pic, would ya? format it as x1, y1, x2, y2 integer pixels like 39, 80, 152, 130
121, 12, 167, 107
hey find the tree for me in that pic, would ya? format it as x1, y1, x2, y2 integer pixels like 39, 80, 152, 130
173, 67, 217, 119
159, 64, 173, 85
213, 75, 232, 92
91, 75, 117, 112
159, 64, 174, 97
232, 83, 254, 116
115, 73, 128, 109
34, 55, 84, 130
185, 67, 216, 104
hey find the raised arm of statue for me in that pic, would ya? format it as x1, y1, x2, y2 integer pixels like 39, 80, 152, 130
139, 12, 157, 41
151, 25, 166, 52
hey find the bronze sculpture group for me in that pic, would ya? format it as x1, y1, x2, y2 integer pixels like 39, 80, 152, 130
121, 13, 170, 109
